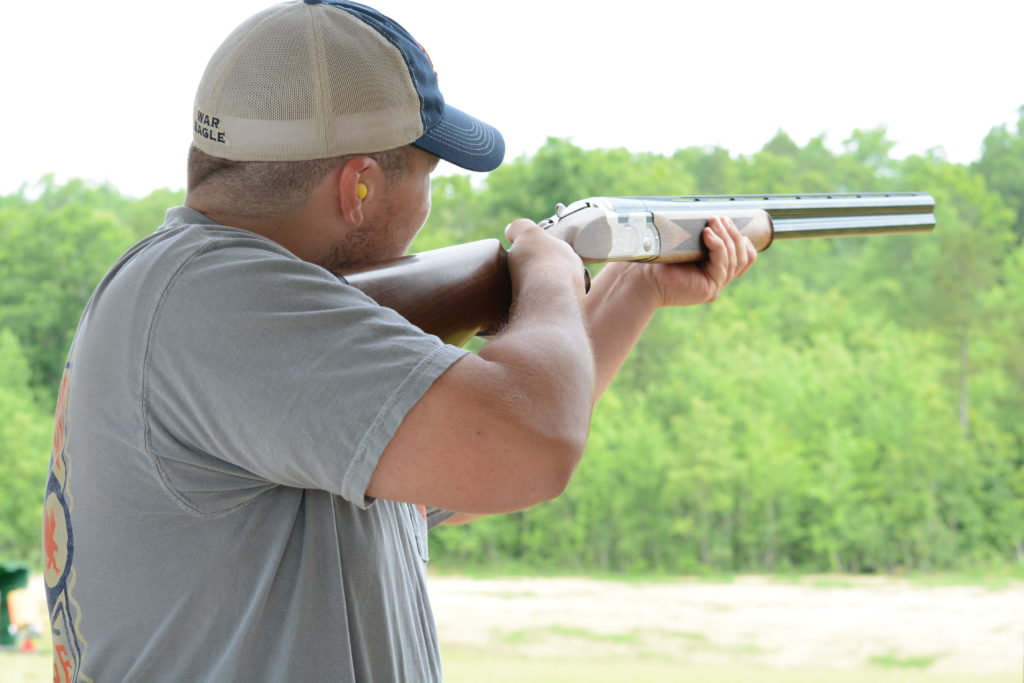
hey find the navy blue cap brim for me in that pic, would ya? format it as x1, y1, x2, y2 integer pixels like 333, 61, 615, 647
412, 105, 505, 173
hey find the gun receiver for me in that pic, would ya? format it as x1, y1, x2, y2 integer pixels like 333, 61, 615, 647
338, 192, 935, 346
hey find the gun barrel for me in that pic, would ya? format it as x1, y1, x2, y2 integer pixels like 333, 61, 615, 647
611, 192, 936, 240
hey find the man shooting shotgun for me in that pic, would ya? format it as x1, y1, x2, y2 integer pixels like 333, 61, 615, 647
41, 1, 927, 680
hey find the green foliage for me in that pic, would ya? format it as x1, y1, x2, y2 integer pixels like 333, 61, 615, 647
432, 127, 1024, 574
0, 178, 184, 393
868, 653, 937, 669
483, 137, 698, 227
0, 330, 51, 562
975, 106, 1024, 240
1, 118, 1021, 574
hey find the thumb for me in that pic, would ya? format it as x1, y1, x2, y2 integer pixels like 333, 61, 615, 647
505, 218, 540, 244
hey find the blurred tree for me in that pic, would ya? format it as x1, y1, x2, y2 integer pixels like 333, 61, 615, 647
0, 189, 133, 394
0, 330, 51, 563
975, 106, 1024, 240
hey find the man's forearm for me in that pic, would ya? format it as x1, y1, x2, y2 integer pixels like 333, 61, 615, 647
584, 262, 659, 399
584, 217, 758, 400
477, 262, 596, 453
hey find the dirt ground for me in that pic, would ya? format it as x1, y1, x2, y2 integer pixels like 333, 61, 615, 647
428, 574, 1024, 677
7, 574, 1022, 680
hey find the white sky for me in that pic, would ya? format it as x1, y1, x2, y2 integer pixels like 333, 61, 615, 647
2, 0, 1021, 197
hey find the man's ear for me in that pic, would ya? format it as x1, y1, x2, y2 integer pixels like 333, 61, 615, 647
338, 156, 383, 226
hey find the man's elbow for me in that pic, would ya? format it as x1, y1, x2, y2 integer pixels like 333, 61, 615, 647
451, 431, 585, 516
528, 427, 589, 506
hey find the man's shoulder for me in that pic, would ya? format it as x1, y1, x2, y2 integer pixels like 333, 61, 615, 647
151, 206, 299, 267
128, 207, 344, 301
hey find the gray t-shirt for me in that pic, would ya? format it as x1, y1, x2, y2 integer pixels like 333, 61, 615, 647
43, 206, 467, 682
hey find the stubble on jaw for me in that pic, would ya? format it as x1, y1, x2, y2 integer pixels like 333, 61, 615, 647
318, 197, 407, 273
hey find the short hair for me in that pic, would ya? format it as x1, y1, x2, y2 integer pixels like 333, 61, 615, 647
186, 145, 410, 218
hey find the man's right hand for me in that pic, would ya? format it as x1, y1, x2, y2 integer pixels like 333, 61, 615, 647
504, 218, 588, 308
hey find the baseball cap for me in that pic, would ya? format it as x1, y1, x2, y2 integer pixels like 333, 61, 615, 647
192, 0, 505, 172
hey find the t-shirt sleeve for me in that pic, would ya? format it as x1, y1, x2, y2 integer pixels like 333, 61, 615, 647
425, 507, 456, 529
144, 238, 468, 507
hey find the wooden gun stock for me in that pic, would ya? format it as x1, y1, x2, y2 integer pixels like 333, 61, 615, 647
337, 193, 935, 346
339, 239, 511, 347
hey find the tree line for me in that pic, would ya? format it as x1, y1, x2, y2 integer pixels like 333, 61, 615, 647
2, 110, 1022, 573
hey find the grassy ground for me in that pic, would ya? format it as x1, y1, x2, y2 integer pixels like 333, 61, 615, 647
0, 651, 49, 683
442, 649, 1020, 682
3, 649, 1018, 683
6, 570, 1021, 681
430, 563, 1024, 587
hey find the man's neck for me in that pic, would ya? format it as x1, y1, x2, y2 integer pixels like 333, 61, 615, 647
185, 198, 335, 267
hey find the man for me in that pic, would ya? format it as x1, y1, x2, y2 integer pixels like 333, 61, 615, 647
43, 1, 756, 680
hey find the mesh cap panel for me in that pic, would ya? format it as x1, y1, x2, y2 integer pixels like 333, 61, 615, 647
194, 3, 423, 161
191, 1, 504, 170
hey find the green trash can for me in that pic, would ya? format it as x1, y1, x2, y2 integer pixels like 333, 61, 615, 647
0, 562, 30, 647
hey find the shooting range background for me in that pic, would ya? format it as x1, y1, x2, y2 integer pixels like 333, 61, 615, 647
1, 1, 1022, 680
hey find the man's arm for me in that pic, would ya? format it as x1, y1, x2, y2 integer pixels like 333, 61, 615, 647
367, 217, 753, 517
586, 216, 757, 397
439, 220, 754, 525
365, 220, 596, 515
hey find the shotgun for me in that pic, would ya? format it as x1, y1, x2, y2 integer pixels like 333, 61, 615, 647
337, 192, 936, 346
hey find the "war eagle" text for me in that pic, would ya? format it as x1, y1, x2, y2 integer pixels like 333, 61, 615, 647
194, 111, 226, 144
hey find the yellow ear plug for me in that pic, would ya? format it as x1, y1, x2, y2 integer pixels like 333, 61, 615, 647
356, 183, 368, 200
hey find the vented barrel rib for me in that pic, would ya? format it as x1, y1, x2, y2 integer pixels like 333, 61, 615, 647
609, 193, 936, 239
